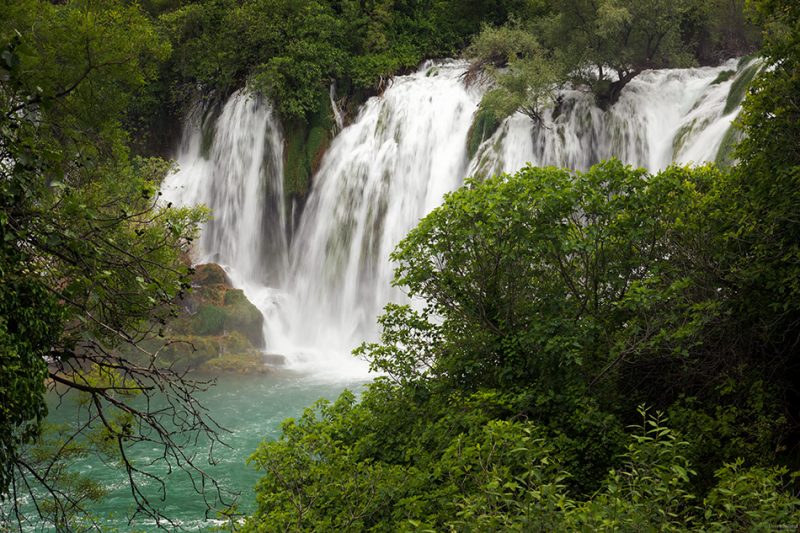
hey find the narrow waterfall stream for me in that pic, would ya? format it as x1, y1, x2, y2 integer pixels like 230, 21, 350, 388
162, 58, 753, 378
282, 61, 481, 368
161, 91, 298, 368
165, 90, 288, 284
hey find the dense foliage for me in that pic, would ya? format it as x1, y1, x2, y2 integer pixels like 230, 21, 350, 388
140, 0, 525, 124
466, 0, 761, 122
246, 159, 800, 530
0, 1, 225, 528
0, 0, 797, 529
247, 0, 800, 530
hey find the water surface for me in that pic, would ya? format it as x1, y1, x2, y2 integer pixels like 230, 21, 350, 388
47, 371, 369, 531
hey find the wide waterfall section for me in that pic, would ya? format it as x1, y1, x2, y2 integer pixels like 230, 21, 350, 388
163, 58, 751, 379
469, 58, 746, 176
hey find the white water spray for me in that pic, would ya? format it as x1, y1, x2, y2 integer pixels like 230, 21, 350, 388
161, 90, 291, 362
278, 61, 481, 371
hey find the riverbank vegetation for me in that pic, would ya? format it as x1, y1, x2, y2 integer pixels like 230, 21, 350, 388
1, 0, 798, 530
0, 1, 228, 528
245, 0, 800, 530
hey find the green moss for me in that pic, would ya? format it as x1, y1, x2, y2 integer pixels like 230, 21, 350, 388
284, 90, 335, 197
199, 105, 220, 160
159, 336, 220, 367
284, 125, 310, 196
222, 289, 264, 347
193, 284, 227, 306
672, 120, 696, 156
306, 125, 329, 168
737, 55, 755, 69
220, 330, 253, 353
222, 289, 245, 306
127, 262, 267, 373
466, 106, 501, 161
711, 70, 735, 85
174, 277, 264, 346
724, 62, 760, 115
196, 352, 268, 374
715, 124, 743, 168
157, 331, 266, 373
193, 305, 226, 336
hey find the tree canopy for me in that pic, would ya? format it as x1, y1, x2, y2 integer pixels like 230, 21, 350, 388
466, 0, 760, 121
150, 0, 529, 123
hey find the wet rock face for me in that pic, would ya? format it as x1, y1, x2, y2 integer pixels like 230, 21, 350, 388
178, 263, 265, 348
161, 263, 267, 374
193, 263, 231, 286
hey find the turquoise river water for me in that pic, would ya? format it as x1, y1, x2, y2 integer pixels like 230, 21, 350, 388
42, 371, 369, 531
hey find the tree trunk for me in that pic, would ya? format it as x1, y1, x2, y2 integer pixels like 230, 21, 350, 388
595, 69, 640, 110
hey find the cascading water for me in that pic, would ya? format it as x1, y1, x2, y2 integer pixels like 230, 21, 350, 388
469, 58, 751, 176
161, 90, 289, 352
163, 58, 754, 378
280, 62, 481, 369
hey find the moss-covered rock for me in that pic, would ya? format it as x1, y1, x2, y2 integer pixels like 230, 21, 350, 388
284, 90, 335, 198
199, 103, 222, 160
466, 105, 502, 161
724, 59, 761, 115
174, 264, 265, 346
195, 352, 269, 375
154, 334, 264, 372
155, 263, 268, 374
711, 69, 735, 85
673, 119, 696, 156
715, 123, 744, 168
159, 335, 220, 368
221, 289, 264, 347
193, 263, 230, 286
154, 331, 266, 374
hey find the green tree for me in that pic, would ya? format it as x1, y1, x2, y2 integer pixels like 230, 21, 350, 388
389, 161, 726, 394
247, 0, 800, 528
725, 0, 800, 353
466, 0, 757, 119
464, 24, 561, 124
0, 1, 228, 529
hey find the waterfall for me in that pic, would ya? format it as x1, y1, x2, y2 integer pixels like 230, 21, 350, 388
161, 90, 289, 357
469, 58, 748, 176
279, 61, 480, 371
162, 59, 751, 378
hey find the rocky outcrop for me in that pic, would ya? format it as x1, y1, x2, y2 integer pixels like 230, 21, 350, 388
157, 263, 268, 374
